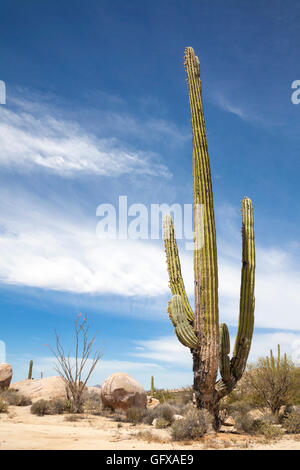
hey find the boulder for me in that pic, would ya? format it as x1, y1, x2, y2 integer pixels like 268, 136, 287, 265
146, 396, 160, 409
173, 414, 184, 421
11, 376, 69, 402
0, 363, 13, 390
247, 408, 264, 421
101, 372, 146, 411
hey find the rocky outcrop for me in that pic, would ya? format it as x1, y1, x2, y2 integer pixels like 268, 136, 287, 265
11, 376, 69, 402
0, 363, 13, 390
146, 396, 160, 409
101, 373, 146, 411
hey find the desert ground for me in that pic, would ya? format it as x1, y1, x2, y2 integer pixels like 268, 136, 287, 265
0, 405, 299, 450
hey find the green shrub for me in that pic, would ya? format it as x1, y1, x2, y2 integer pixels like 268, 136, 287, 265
30, 399, 50, 416
171, 409, 208, 441
283, 408, 300, 434
155, 417, 170, 429
0, 400, 8, 413
125, 407, 147, 424
259, 422, 283, 439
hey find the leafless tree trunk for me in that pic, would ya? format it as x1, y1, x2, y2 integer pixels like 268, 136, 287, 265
48, 314, 103, 413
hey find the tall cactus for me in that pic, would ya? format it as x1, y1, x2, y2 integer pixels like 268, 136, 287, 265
27, 360, 33, 380
163, 47, 255, 429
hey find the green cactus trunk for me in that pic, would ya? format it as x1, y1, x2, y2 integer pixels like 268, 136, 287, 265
28, 360, 33, 380
163, 47, 256, 430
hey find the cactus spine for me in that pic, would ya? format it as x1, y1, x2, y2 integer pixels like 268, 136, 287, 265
28, 360, 33, 380
163, 47, 255, 429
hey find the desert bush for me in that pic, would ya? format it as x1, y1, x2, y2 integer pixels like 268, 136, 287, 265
84, 394, 102, 415
143, 404, 177, 426
235, 412, 283, 439
152, 387, 193, 406
155, 417, 170, 429
259, 422, 283, 439
225, 400, 253, 418
48, 399, 66, 415
234, 413, 258, 434
30, 399, 50, 416
0, 400, 8, 413
0, 389, 31, 406
152, 389, 175, 403
171, 409, 208, 441
125, 407, 148, 424
283, 408, 300, 434
244, 346, 296, 416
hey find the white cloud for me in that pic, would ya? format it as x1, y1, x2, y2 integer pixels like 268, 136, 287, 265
132, 336, 191, 367
0, 101, 169, 178
0, 194, 170, 297
1, 187, 300, 329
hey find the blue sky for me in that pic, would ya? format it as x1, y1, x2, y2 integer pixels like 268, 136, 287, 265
1, 0, 300, 388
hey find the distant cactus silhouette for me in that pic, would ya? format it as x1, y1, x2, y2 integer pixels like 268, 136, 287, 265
151, 376, 155, 395
27, 360, 33, 380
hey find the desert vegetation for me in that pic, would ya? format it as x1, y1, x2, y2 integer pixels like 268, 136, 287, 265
47, 314, 103, 413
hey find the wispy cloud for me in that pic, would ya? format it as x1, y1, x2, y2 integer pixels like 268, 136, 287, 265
212, 92, 249, 120
0, 97, 170, 178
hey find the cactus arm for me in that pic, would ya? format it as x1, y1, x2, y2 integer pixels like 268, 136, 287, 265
219, 323, 231, 383
163, 214, 194, 321
215, 197, 255, 397
184, 47, 219, 398
230, 197, 255, 380
168, 295, 198, 349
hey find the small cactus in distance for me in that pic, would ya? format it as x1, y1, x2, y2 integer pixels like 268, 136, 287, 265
27, 360, 33, 380
163, 47, 256, 430
151, 376, 155, 395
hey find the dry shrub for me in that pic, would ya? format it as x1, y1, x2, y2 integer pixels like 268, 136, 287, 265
84, 394, 102, 415
155, 417, 170, 429
30, 399, 50, 416
283, 408, 300, 434
125, 407, 147, 424
143, 404, 177, 426
0, 389, 32, 406
171, 409, 209, 441
30, 398, 68, 416
235, 412, 283, 439
48, 399, 66, 415
0, 400, 8, 413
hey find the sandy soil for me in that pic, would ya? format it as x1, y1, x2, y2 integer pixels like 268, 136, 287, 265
0, 406, 300, 450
